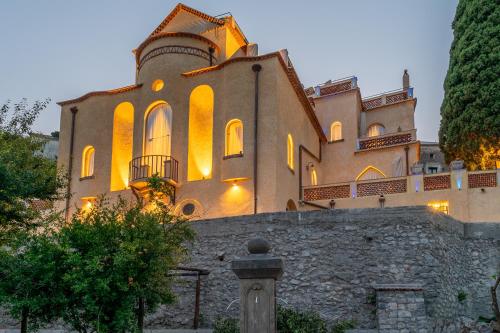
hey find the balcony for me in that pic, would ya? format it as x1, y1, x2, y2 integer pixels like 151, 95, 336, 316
357, 129, 417, 151
362, 88, 414, 111
129, 155, 179, 188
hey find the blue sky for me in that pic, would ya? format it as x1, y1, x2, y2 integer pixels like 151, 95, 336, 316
0, 0, 457, 141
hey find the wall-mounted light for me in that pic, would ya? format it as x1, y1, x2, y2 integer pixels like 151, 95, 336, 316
379, 194, 386, 208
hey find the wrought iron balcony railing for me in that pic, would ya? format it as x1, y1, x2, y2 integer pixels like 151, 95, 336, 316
129, 155, 179, 185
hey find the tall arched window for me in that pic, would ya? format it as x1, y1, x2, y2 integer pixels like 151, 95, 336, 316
330, 121, 342, 141
368, 124, 385, 137
144, 102, 172, 156
81, 146, 95, 178
225, 119, 243, 156
110, 102, 134, 191
311, 169, 318, 186
188, 85, 214, 180
287, 134, 294, 170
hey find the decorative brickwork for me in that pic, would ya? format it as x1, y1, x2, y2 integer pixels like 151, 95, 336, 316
303, 184, 350, 201
304, 87, 315, 96
423, 175, 451, 191
358, 133, 412, 150
385, 91, 408, 104
139, 45, 214, 70
362, 97, 383, 110
319, 80, 353, 96
363, 90, 410, 110
357, 179, 407, 197
468, 172, 497, 188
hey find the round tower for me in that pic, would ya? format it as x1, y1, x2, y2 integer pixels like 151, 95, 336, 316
135, 32, 220, 85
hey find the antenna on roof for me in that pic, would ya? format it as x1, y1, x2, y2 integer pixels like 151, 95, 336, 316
214, 12, 232, 18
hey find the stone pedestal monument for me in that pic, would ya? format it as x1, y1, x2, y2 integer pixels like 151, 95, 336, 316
231, 238, 283, 333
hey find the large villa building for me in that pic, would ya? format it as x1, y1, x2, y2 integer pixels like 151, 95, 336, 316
57, 3, 500, 222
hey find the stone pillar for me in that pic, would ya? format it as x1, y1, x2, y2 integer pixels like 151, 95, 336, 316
231, 238, 283, 333
374, 284, 429, 332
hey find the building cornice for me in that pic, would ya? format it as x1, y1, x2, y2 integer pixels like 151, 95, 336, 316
57, 84, 143, 107
182, 52, 327, 142
135, 32, 220, 66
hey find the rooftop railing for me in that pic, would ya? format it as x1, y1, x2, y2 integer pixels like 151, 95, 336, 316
362, 87, 414, 110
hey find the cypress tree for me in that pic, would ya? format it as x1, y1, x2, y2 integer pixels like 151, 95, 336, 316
439, 0, 500, 170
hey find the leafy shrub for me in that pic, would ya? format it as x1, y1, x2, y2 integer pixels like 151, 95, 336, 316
331, 320, 356, 333
214, 317, 239, 333
213, 306, 355, 333
277, 305, 328, 333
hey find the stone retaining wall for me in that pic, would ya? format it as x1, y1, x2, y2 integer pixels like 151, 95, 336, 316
152, 207, 499, 331
1, 207, 498, 332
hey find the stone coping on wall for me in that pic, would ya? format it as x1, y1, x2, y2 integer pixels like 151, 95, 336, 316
372, 283, 424, 291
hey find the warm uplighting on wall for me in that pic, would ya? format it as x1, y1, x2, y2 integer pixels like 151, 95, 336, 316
188, 85, 214, 181
225, 25, 243, 59
355, 166, 386, 181
81, 197, 97, 213
151, 79, 164, 92
110, 102, 134, 191
427, 201, 449, 215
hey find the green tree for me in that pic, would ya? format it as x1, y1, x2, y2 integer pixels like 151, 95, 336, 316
0, 233, 67, 333
59, 192, 194, 333
0, 99, 65, 241
439, 0, 500, 170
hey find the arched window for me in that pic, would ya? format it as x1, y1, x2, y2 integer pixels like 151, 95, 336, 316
356, 166, 386, 181
287, 134, 294, 170
110, 102, 134, 191
188, 85, 214, 180
225, 119, 243, 156
286, 199, 297, 211
330, 121, 342, 141
368, 124, 385, 137
81, 146, 95, 178
311, 169, 318, 186
144, 102, 172, 156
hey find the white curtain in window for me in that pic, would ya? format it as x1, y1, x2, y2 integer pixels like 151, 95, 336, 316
145, 104, 172, 156
227, 121, 243, 155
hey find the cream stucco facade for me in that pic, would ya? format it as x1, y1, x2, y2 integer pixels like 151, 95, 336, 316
57, 4, 499, 222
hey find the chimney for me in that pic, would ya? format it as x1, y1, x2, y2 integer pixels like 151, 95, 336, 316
403, 69, 410, 90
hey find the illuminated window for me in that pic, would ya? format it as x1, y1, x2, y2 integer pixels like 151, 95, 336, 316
225, 119, 243, 156
311, 169, 318, 186
428, 201, 449, 215
287, 134, 294, 170
188, 85, 214, 180
110, 102, 134, 191
368, 124, 385, 137
81, 146, 95, 178
151, 79, 164, 92
144, 102, 172, 156
330, 121, 342, 141
496, 160, 500, 169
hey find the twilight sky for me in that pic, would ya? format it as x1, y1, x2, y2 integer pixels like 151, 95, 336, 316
0, 0, 457, 141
